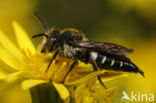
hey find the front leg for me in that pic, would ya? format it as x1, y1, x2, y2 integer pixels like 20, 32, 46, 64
45, 50, 60, 72
90, 59, 107, 89
62, 60, 78, 83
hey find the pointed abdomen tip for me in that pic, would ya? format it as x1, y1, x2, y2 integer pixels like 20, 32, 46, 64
138, 70, 145, 77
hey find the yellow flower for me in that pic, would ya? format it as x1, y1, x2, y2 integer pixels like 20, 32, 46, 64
0, 21, 70, 102
67, 71, 127, 103
74, 79, 115, 103
0, 21, 128, 103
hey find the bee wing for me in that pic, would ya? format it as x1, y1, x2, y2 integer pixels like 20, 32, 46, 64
68, 41, 133, 56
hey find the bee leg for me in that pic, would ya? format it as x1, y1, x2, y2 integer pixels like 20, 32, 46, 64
45, 50, 60, 72
90, 59, 107, 89
61, 60, 78, 83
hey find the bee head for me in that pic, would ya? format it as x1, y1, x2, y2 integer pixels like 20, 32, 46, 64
33, 13, 62, 53
33, 28, 61, 53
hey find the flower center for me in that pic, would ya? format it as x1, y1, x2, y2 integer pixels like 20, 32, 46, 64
21, 49, 73, 82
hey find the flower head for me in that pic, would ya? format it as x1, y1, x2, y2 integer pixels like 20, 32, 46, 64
0, 21, 71, 102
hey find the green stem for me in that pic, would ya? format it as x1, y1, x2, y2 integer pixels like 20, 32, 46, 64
30, 82, 64, 103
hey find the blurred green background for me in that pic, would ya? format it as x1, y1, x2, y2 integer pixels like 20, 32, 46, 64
0, 0, 156, 103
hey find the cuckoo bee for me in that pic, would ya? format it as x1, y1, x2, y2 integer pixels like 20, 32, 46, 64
33, 13, 144, 89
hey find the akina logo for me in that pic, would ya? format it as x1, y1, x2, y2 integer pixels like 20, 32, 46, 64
121, 91, 154, 102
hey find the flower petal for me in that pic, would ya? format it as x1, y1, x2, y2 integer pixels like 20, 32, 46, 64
0, 83, 31, 103
65, 70, 128, 86
74, 82, 116, 103
78, 62, 91, 68
0, 78, 8, 91
0, 31, 23, 62
0, 71, 32, 91
64, 70, 105, 85
0, 60, 16, 74
52, 82, 70, 102
100, 73, 128, 83
6, 71, 33, 83
0, 72, 6, 79
21, 79, 47, 90
12, 21, 36, 54
0, 46, 23, 70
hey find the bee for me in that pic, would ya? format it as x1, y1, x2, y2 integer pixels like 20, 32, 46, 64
33, 13, 144, 89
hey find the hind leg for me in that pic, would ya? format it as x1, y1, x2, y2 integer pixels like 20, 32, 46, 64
90, 59, 107, 89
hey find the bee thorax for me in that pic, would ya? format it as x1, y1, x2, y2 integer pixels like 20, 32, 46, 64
63, 43, 82, 59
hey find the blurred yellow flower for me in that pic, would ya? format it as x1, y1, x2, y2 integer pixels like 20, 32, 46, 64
0, 21, 128, 103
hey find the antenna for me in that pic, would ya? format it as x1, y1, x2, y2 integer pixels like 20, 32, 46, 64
32, 33, 49, 38
33, 12, 48, 31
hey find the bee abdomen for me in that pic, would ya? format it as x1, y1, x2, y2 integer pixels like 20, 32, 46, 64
90, 52, 144, 76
